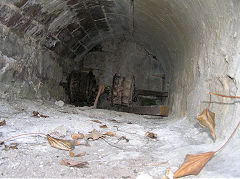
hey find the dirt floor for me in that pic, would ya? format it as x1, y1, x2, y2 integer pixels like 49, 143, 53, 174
0, 99, 239, 178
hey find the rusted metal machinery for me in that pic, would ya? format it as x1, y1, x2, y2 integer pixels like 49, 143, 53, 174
69, 71, 168, 116
68, 71, 97, 106
112, 73, 168, 116
112, 74, 135, 106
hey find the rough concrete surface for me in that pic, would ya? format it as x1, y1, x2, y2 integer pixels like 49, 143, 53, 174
0, 99, 240, 178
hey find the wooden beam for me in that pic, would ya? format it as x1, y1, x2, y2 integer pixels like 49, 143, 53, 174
122, 105, 168, 116
135, 89, 168, 98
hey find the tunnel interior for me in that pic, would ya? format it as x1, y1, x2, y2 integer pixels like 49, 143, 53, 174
0, 0, 240, 177
65, 38, 168, 111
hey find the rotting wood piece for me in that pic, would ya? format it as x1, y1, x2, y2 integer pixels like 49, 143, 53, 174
112, 74, 135, 106
122, 105, 168, 116
121, 75, 135, 106
134, 90, 168, 98
112, 73, 123, 105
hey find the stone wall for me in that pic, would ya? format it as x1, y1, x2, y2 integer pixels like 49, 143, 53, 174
0, 0, 130, 59
0, 24, 68, 100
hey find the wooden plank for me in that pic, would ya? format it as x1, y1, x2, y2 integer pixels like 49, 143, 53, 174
135, 90, 168, 98
122, 105, 168, 116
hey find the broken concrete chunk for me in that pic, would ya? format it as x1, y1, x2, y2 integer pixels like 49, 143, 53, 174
55, 100, 64, 107
49, 125, 68, 138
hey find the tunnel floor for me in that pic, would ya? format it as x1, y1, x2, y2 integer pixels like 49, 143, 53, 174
0, 99, 238, 178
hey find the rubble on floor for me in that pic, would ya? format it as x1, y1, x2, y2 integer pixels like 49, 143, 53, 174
0, 99, 239, 178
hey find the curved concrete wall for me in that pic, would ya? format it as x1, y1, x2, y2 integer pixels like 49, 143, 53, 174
0, 0, 240, 141
132, 0, 240, 140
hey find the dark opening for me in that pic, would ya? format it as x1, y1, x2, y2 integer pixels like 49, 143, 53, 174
65, 39, 169, 116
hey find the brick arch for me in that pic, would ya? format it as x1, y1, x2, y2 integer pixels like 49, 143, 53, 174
0, 0, 129, 58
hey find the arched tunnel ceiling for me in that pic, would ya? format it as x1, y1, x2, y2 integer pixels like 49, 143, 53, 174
1, 0, 239, 85
0, 0, 238, 68
0, 0, 202, 69
0, 0, 131, 59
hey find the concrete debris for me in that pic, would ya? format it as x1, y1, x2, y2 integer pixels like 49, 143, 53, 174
0, 99, 239, 178
49, 125, 68, 138
55, 100, 65, 107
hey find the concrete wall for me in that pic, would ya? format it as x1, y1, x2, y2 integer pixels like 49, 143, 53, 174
131, 0, 240, 140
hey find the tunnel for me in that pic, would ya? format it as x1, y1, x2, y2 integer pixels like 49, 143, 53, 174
0, 0, 240, 178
